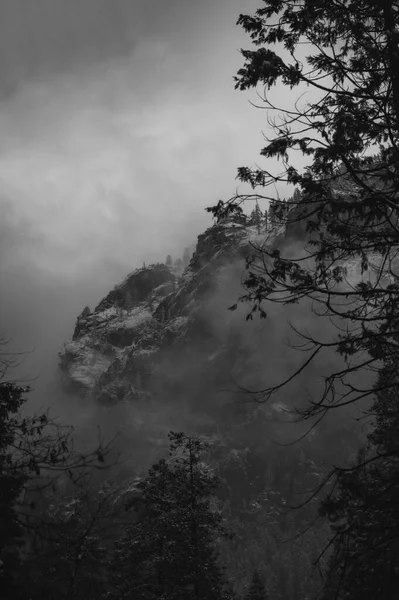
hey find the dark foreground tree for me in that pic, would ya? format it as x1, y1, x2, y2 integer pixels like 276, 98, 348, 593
109, 431, 231, 600
19, 481, 126, 600
207, 1, 399, 596
249, 203, 263, 231
0, 337, 113, 598
320, 361, 399, 599
208, 0, 399, 416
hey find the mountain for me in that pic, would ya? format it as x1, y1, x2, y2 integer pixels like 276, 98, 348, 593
58, 217, 367, 597
59, 221, 283, 409
59, 210, 383, 409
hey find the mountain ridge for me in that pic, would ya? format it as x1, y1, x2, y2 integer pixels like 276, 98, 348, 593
59, 221, 276, 401
59, 213, 380, 409
56, 216, 368, 598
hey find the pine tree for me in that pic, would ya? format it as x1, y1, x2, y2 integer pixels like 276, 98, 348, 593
20, 483, 123, 600
320, 361, 399, 599
206, 1, 399, 590
183, 247, 191, 267
208, 0, 399, 418
249, 204, 263, 230
124, 291, 134, 311
174, 257, 183, 270
292, 188, 301, 205
0, 380, 28, 596
268, 200, 277, 227
0, 337, 111, 597
165, 255, 173, 267
245, 570, 268, 600
110, 432, 229, 600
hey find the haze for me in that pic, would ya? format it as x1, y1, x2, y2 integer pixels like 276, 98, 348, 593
0, 0, 277, 391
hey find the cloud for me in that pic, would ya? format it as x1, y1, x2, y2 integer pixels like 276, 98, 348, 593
0, 0, 311, 421
0, 0, 264, 396
0, 0, 138, 97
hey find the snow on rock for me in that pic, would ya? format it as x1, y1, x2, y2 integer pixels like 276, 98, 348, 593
94, 263, 174, 313
59, 340, 113, 395
60, 215, 391, 408
59, 223, 260, 403
59, 218, 337, 408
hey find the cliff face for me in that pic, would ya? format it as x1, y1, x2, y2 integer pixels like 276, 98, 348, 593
56, 201, 386, 597
59, 222, 273, 409
57, 219, 367, 596
59, 216, 381, 412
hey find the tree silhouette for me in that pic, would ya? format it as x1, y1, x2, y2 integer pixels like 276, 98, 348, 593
183, 247, 191, 267
249, 204, 263, 231
174, 257, 183, 269
0, 336, 114, 597
208, 0, 399, 420
109, 432, 229, 600
206, 1, 399, 591
320, 360, 399, 599
19, 481, 126, 600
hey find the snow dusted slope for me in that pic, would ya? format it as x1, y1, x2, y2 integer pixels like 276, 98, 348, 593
59, 263, 175, 400
59, 215, 385, 411
59, 223, 273, 405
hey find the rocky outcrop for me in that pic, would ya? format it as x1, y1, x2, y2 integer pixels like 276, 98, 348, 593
59, 216, 382, 407
57, 217, 365, 530
73, 306, 92, 339
94, 263, 174, 313
59, 223, 263, 404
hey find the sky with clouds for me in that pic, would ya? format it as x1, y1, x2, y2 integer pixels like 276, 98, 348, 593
0, 0, 297, 390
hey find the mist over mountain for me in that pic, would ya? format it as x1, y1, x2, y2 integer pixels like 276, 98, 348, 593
1, 172, 377, 599
48, 212, 366, 596
3, 1, 396, 597
0, 0, 267, 411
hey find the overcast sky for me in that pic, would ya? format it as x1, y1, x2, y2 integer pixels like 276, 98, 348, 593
0, 0, 293, 391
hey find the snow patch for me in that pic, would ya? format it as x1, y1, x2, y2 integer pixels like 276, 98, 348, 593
68, 348, 112, 391
167, 316, 188, 331
119, 306, 152, 329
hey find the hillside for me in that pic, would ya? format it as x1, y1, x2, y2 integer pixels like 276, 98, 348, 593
57, 218, 369, 597
59, 221, 280, 407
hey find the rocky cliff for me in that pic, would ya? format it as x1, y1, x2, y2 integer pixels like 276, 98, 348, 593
59, 216, 379, 416
59, 222, 277, 408
58, 218, 370, 596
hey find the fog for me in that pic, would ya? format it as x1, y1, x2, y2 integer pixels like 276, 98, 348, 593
0, 0, 335, 458
0, 0, 268, 395
0, 6, 378, 598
